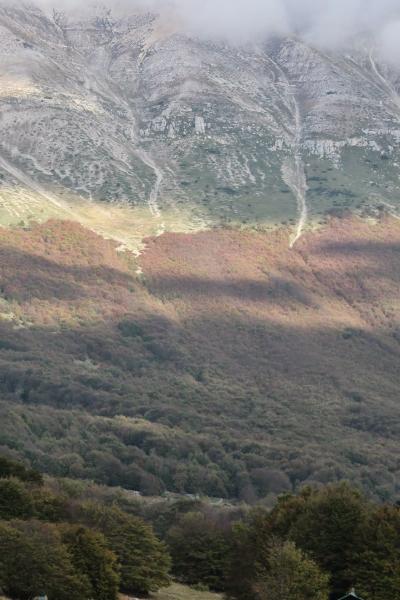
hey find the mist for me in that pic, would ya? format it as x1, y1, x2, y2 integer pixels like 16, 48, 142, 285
174, 0, 400, 48
176, 0, 400, 53
12, 0, 400, 57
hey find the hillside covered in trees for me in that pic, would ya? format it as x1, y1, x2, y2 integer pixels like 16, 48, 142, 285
0, 216, 399, 501
0, 457, 170, 599
1, 457, 400, 600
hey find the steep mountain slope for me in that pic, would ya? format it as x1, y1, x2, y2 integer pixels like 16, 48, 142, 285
1, 2, 400, 248
1, 2, 400, 503
0, 216, 399, 501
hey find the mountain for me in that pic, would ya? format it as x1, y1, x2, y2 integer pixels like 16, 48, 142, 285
1, 1, 400, 248
0, 2, 399, 502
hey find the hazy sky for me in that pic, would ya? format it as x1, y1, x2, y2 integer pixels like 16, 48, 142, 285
175, 0, 400, 46
176, 0, 400, 56
10, 0, 400, 59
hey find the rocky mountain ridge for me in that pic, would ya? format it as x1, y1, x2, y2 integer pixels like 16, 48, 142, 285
1, 2, 400, 249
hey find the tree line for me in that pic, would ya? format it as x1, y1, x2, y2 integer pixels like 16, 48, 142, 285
0, 457, 170, 600
161, 482, 400, 600
1, 456, 399, 600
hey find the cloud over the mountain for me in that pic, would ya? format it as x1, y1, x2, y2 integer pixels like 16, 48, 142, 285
10, 0, 400, 56
173, 0, 400, 48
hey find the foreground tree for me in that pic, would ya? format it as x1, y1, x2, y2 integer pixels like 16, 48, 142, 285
79, 503, 171, 595
352, 505, 400, 600
254, 539, 329, 600
269, 483, 368, 597
166, 511, 230, 591
226, 484, 400, 600
61, 525, 120, 600
225, 511, 275, 600
0, 520, 89, 600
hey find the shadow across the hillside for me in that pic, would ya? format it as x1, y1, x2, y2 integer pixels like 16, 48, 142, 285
0, 307, 399, 500
317, 240, 400, 254
0, 245, 135, 302
0, 218, 400, 500
145, 274, 315, 307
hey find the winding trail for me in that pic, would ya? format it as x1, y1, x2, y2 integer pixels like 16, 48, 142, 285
275, 77, 307, 247
135, 148, 164, 221
369, 51, 400, 115
131, 34, 166, 231
83, 45, 166, 232
265, 55, 308, 248
0, 13, 168, 245
285, 97, 308, 249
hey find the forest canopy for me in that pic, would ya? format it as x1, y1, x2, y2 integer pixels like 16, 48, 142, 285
0, 219, 399, 502
0, 457, 399, 600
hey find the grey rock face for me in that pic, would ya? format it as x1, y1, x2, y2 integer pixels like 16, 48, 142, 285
1, 2, 400, 239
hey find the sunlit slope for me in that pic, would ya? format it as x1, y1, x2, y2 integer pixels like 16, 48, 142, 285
0, 215, 399, 500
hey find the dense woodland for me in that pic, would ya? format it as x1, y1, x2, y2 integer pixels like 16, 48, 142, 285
0, 456, 400, 600
0, 457, 170, 599
0, 219, 399, 502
